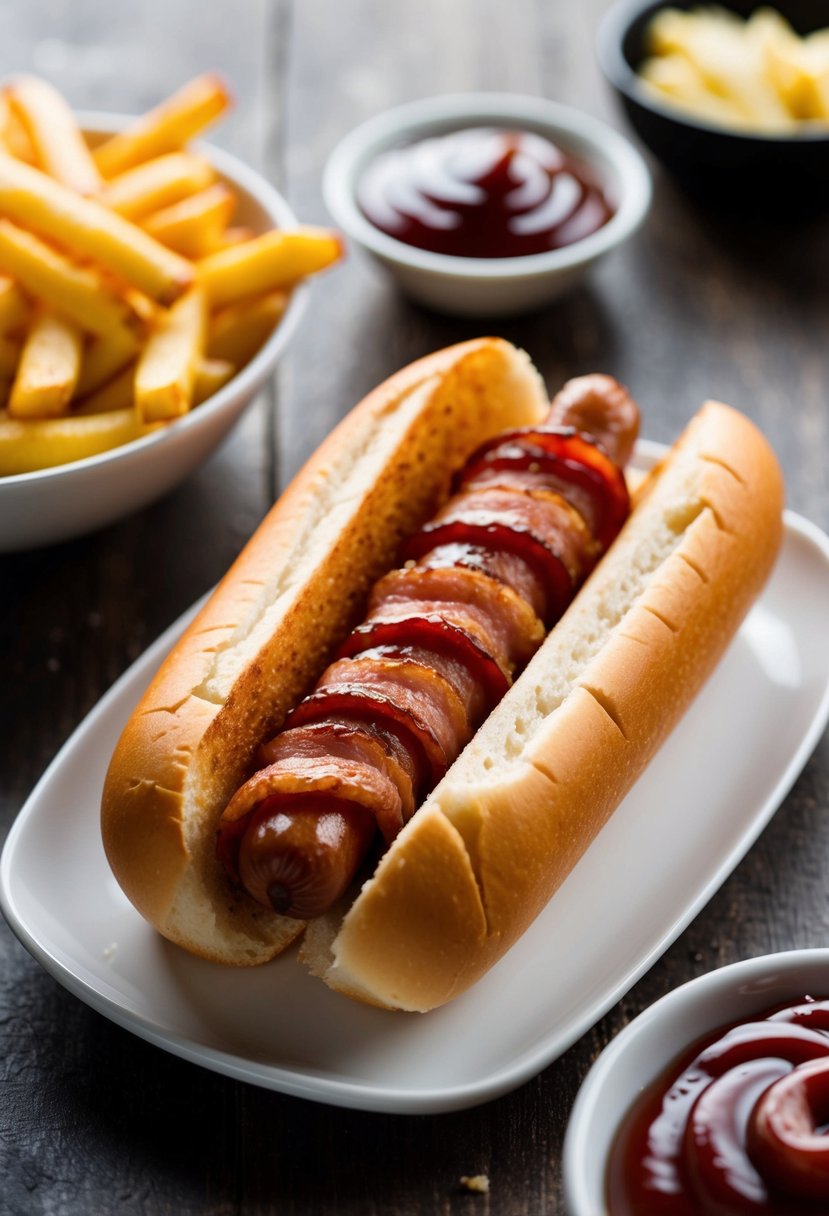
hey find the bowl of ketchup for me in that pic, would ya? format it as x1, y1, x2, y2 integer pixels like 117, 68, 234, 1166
563, 949, 829, 1216
323, 94, 651, 317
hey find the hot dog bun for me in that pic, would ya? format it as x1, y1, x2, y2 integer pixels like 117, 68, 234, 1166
102, 345, 784, 1010
101, 338, 549, 965
300, 399, 784, 1009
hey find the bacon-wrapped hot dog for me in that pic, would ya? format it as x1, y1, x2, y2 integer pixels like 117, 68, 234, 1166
217, 374, 639, 920
101, 339, 784, 1011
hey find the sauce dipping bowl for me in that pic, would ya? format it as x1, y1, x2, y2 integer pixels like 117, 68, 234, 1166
323, 93, 651, 317
563, 948, 829, 1215
0, 114, 309, 553
597, 0, 829, 212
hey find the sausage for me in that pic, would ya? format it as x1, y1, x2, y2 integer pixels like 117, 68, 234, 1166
216, 375, 639, 919
547, 372, 640, 467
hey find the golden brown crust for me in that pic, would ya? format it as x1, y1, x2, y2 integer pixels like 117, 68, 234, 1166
101, 338, 549, 963
313, 401, 784, 1010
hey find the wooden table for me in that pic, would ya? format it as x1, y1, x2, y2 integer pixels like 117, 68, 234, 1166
2, 2, 828, 1212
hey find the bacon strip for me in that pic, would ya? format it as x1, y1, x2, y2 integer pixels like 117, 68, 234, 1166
458, 428, 630, 549
370, 565, 545, 671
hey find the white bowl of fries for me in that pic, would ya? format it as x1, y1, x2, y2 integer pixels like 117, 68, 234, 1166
0, 74, 342, 552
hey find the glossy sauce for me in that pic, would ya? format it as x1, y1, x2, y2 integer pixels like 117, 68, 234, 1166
357, 127, 614, 259
606, 997, 829, 1214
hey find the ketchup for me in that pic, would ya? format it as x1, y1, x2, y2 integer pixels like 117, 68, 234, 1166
356, 127, 614, 259
606, 997, 829, 1214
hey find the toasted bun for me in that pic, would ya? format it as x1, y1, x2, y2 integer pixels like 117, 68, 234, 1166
299, 401, 784, 1010
101, 338, 549, 964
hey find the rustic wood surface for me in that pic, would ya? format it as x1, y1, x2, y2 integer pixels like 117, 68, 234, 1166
1, 1, 828, 1213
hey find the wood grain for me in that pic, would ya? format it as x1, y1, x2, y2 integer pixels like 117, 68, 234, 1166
1, 0, 828, 1212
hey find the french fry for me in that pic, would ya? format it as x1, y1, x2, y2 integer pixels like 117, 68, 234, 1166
78, 354, 233, 417
7, 75, 102, 193
142, 182, 235, 257
75, 363, 135, 415
193, 356, 234, 403
134, 284, 205, 421
207, 291, 287, 365
0, 93, 13, 159
213, 225, 254, 250
0, 407, 158, 475
0, 94, 36, 163
0, 334, 20, 377
647, 8, 769, 122
122, 287, 162, 328
100, 152, 215, 220
199, 227, 342, 307
8, 308, 82, 418
642, 6, 814, 131
808, 34, 829, 119
93, 73, 231, 178
638, 54, 749, 127
749, 9, 826, 121
0, 219, 139, 341
0, 152, 194, 304
76, 327, 139, 398
0, 275, 28, 334
0, 72, 316, 475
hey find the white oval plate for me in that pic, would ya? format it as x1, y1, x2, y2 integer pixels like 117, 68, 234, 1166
2, 441, 829, 1114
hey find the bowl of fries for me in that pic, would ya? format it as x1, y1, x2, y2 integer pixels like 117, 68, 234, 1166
0, 74, 343, 552
597, 0, 829, 210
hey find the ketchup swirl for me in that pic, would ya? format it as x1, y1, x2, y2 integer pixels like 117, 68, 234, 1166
357, 127, 614, 259
606, 998, 829, 1214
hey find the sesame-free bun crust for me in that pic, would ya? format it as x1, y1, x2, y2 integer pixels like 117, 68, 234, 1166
101, 339, 549, 964
301, 401, 784, 1010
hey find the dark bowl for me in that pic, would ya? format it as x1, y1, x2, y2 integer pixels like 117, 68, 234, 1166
597, 0, 829, 213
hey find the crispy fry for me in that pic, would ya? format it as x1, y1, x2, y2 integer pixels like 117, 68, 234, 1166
0, 152, 193, 304
0, 334, 20, 378
207, 291, 287, 365
0, 94, 36, 162
135, 284, 206, 421
7, 75, 102, 193
213, 225, 254, 249
75, 363, 135, 415
641, 8, 829, 130
193, 356, 234, 403
79, 354, 232, 417
198, 227, 342, 306
0, 72, 310, 473
638, 54, 749, 126
93, 73, 231, 178
0, 219, 139, 341
76, 327, 140, 398
142, 182, 235, 257
749, 8, 826, 121
100, 152, 215, 220
8, 308, 83, 418
122, 287, 162, 327
0, 276, 27, 334
0, 406, 158, 474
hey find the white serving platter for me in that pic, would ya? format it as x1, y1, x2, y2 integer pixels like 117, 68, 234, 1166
3, 441, 829, 1113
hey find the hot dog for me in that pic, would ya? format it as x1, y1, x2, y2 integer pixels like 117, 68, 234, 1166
216, 373, 639, 921
101, 338, 784, 1011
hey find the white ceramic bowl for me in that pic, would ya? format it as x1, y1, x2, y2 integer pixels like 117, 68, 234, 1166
323, 93, 651, 317
0, 114, 309, 553
563, 949, 829, 1215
